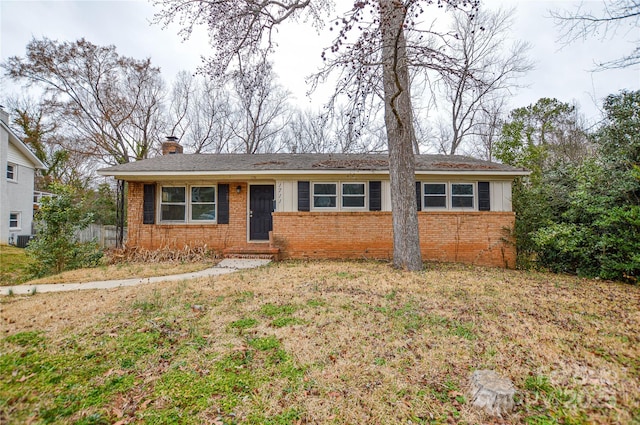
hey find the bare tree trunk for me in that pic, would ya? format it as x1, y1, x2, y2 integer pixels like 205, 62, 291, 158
380, 0, 422, 271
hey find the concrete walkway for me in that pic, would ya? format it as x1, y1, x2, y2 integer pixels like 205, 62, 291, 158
0, 258, 271, 296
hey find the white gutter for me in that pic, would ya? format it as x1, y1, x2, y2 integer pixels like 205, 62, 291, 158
98, 169, 531, 179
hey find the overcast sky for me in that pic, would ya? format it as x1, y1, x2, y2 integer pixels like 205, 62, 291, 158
1, 0, 639, 125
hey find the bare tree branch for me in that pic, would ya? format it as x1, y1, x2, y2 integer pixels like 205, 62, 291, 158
2, 38, 165, 165
551, 0, 640, 69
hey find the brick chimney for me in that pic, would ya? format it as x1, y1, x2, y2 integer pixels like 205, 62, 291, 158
161, 135, 183, 155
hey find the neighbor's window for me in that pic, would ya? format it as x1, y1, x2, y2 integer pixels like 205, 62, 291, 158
451, 183, 474, 208
313, 183, 337, 208
191, 186, 216, 221
7, 163, 16, 181
161, 186, 186, 221
341, 183, 366, 208
423, 183, 447, 209
9, 212, 20, 229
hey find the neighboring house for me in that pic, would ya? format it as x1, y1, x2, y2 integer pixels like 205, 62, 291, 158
0, 107, 45, 246
98, 141, 529, 268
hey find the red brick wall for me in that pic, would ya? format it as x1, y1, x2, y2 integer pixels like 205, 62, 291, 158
271, 211, 515, 268
417, 212, 516, 268
126, 182, 248, 251
127, 183, 516, 268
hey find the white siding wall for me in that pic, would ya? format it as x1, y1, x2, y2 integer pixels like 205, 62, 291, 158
490, 181, 512, 212
5, 163, 36, 239
381, 180, 392, 211
0, 128, 7, 244
7, 142, 34, 168
276, 178, 513, 213
275, 180, 297, 212
2, 135, 37, 244
276, 178, 394, 212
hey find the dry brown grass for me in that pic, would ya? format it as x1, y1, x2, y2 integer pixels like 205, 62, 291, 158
22, 261, 215, 285
14, 246, 219, 285
1, 261, 638, 424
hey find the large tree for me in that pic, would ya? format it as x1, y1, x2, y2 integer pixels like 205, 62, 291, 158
527, 91, 639, 281
495, 97, 592, 269
153, 0, 479, 270
495, 98, 590, 177
2, 38, 165, 165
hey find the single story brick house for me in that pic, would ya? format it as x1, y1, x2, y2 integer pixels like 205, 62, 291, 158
98, 145, 528, 268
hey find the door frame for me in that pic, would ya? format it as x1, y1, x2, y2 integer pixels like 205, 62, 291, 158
247, 182, 275, 242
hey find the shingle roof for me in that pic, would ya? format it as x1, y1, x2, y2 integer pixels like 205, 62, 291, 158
98, 153, 527, 176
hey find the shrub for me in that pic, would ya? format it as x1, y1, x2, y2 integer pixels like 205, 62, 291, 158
27, 183, 103, 277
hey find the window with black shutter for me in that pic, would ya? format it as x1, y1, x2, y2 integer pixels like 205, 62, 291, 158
415, 182, 422, 212
369, 181, 382, 211
143, 184, 156, 224
298, 181, 310, 211
218, 184, 229, 224
478, 181, 490, 211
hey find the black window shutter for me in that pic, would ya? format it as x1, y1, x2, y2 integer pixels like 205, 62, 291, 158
218, 184, 229, 224
298, 181, 310, 211
369, 181, 382, 211
478, 181, 490, 211
415, 181, 422, 212
143, 184, 156, 224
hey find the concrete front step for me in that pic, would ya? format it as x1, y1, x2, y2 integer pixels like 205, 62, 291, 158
222, 246, 280, 261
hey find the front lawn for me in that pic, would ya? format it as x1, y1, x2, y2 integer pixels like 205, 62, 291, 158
0, 245, 31, 286
23, 261, 215, 286
0, 243, 215, 286
1, 261, 638, 424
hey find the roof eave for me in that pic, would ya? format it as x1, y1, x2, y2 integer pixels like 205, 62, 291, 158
1, 121, 46, 169
97, 169, 531, 179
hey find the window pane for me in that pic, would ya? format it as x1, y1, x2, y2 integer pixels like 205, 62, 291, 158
314, 183, 336, 195
425, 196, 446, 208
452, 196, 474, 208
452, 184, 473, 196
342, 183, 365, 195
425, 183, 446, 195
192, 204, 216, 220
313, 196, 336, 208
9, 213, 18, 228
161, 204, 185, 221
343, 196, 365, 207
7, 164, 15, 180
162, 187, 185, 203
192, 187, 215, 203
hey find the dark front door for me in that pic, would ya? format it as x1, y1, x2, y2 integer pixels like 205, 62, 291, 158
249, 185, 275, 240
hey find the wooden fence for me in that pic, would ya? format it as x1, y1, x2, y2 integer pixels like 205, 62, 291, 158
75, 224, 127, 248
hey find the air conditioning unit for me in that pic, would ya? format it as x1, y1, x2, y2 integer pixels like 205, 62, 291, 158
16, 235, 32, 248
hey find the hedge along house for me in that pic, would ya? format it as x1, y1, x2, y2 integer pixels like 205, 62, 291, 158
98, 143, 529, 268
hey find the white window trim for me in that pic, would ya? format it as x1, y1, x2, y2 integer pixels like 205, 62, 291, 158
450, 182, 476, 210
340, 182, 368, 211
189, 185, 217, 223
418, 181, 478, 211
160, 185, 187, 223
7, 163, 17, 182
311, 181, 370, 211
159, 184, 218, 224
311, 182, 339, 211
422, 182, 448, 210
9, 212, 21, 230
